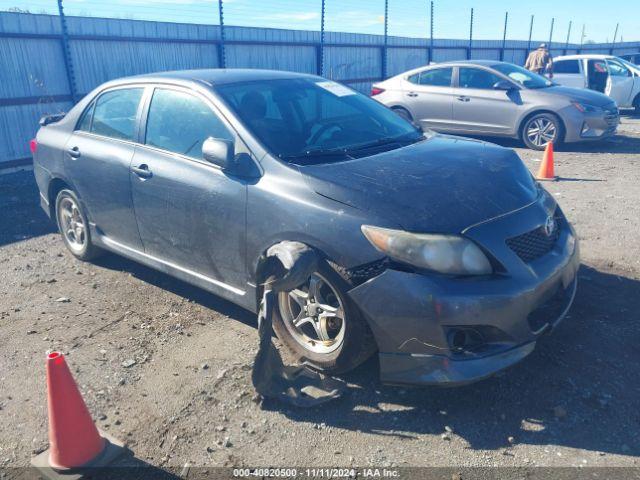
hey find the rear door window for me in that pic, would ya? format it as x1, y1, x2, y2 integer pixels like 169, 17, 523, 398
91, 88, 144, 141
408, 68, 453, 87
458, 67, 503, 89
144, 88, 233, 160
554, 60, 581, 74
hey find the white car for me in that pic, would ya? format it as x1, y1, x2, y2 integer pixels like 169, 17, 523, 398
553, 54, 640, 112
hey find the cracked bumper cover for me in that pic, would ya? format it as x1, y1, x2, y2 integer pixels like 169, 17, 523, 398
348, 221, 580, 386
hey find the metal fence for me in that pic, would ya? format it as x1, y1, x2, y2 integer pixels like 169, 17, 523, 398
1, 1, 640, 167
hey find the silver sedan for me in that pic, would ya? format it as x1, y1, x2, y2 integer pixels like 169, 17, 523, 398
372, 60, 619, 150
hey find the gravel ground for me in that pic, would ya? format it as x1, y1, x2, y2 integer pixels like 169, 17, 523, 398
1, 115, 639, 478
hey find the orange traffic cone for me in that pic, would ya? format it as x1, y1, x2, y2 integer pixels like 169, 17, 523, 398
31, 352, 127, 478
536, 142, 557, 181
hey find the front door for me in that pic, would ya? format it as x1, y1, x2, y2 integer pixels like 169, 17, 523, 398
401, 67, 454, 130
130, 86, 247, 291
605, 58, 635, 107
450, 67, 520, 136
64, 87, 145, 250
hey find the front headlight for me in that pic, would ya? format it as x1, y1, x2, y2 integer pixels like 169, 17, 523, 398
571, 101, 601, 113
361, 225, 492, 275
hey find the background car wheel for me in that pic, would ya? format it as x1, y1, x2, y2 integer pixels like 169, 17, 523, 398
272, 259, 377, 373
521, 113, 563, 150
55, 189, 102, 261
392, 106, 413, 122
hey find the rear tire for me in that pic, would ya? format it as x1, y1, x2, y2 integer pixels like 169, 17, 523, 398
55, 189, 102, 261
272, 259, 377, 374
521, 113, 563, 150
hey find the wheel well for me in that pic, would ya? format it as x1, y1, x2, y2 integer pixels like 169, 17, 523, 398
391, 105, 413, 119
518, 110, 566, 142
47, 178, 71, 219
633, 92, 640, 107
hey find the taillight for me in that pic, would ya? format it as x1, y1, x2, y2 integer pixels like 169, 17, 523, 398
29, 138, 38, 154
371, 86, 385, 96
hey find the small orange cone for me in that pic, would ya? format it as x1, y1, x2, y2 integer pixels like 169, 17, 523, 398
31, 352, 127, 478
536, 142, 557, 181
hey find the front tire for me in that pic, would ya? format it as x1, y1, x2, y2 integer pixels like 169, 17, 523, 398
55, 189, 102, 261
272, 259, 377, 373
521, 113, 563, 150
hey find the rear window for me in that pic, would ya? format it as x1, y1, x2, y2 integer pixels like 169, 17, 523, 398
408, 68, 453, 87
554, 60, 580, 74
91, 88, 144, 141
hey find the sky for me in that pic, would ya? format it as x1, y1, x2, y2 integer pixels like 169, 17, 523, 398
2, 0, 638, 44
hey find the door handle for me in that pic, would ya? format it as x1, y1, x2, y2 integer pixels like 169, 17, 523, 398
456, 96, 470, 102
67, 146, 81, 158
132, 164, 153, 179
407, 92, 418, 97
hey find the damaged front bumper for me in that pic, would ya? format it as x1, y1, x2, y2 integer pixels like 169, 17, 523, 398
348, 198, 580, 386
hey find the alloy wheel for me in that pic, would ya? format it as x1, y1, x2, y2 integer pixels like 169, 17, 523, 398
58, 196, 86, 253
526, 117, 557, 148
278, 273, 346, 354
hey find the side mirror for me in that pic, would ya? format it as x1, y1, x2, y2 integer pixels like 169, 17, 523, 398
202, 137, 235, 170
493, 80, 515, 91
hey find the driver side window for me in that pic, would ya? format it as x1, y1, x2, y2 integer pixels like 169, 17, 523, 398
458, 67, 503, 89
607, 60, 631, 77
145, 88, 233, 160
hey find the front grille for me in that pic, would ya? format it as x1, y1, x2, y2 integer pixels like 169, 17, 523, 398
506, 214, 561, 263
527, 278, 576, 333
604, 105, 619, 127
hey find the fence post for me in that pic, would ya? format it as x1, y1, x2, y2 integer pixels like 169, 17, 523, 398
500, 12, 508, 61
548, 17, 554, 50
467, 8, 473, 60
217, 0, 226, 68
564, 21, 572, 55
610, 23, 619, 54
318, 0, 325, 76
526, 15, 534, 60
428, 0, 433, 64
56, 0, 77, 103
382, 0, 388, 79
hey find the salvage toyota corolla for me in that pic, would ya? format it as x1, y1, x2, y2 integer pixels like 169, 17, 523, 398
32, 69, 579, 386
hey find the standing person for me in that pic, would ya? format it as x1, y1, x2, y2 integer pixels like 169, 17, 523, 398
525, 43, 554, 78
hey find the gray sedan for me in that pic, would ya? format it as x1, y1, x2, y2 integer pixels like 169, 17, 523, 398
33, 69, 579, 386
372, 60, 619, 150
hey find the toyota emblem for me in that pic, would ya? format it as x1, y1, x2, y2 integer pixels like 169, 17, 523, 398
544, 216, 556, 237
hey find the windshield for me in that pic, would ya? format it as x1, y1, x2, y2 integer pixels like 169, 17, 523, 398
492, 63, 553, 89
215, 78, 422, 163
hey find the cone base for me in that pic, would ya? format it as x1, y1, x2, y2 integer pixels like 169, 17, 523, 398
31, 429, 127, 479
536, 176, 558, 182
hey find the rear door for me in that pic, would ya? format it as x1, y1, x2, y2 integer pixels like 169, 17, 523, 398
450, 66, 520, 135
64, 86, 145, 250
553, 59, 585, 88
605, 58, 635, 107
401, 67, 454, 130
130, 86, 248, 290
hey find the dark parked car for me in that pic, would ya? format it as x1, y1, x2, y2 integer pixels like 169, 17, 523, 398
32, 69, 580, 386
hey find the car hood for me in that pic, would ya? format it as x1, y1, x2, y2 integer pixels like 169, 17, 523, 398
299, 135, 538, 233
538, 85, 613, 107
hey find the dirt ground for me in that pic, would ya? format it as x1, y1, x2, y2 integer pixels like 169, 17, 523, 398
1, 115, 639, 478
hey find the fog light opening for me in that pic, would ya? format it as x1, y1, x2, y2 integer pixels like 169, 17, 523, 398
448, 328, 485, 353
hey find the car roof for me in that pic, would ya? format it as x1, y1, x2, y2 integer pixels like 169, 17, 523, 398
390, 60, 506, 79
554, 54, 614, 61
102, 68, 319, 89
